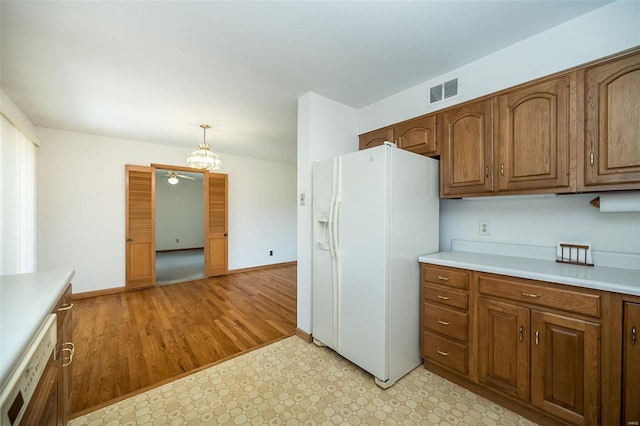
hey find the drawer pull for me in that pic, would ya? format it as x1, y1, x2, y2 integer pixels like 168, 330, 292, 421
535, 330, 540, 346
62, 347, 73, 367
437, 295, 450, 300
437, 320, 450, 326
57, 303, 74, 312
436, 349, 449, 357
521, 292, 539, 298
633, 326, 637, 345
437, 276, 450, 281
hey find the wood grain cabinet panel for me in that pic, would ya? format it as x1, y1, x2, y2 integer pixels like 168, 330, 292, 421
582, 51, 640, 190
497, 75, 573, 193
423, 331, 468, 375
359, 127, 393, 151
394, 114, 439, 157
531, 311, 599, 426
441, 98, 494, 197
623, 302, 640, 425
478, 298, 530, 402
423, 302, 468, 341
422, 283, 468, 310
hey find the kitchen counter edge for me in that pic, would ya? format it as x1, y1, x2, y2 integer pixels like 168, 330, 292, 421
418, 251, 640, 296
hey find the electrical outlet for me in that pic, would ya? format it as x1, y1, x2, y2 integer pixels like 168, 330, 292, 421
479, 221, 490, 236
269, 250, 273, 256
176, 238, 179, 243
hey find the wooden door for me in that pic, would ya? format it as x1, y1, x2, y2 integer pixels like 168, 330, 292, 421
583, 52, 640, 190
394, 114, 439, 156
623, 302, 640, 425
441, 98, 494, 197
359, 127, 393, 150
125, 165, 155, 289
478, 298, 530, 401
205, 172, 228, 277
497, 75, 572, 192
531, 310, 599, 426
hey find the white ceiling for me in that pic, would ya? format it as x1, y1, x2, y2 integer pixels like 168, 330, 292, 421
1, 1, 611, 164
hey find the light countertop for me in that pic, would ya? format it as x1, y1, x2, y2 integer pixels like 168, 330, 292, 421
0, 269, 74, 392
419, 251, 640, 296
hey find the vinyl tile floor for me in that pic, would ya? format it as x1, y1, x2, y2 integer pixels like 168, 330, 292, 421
69, 336, 537, 426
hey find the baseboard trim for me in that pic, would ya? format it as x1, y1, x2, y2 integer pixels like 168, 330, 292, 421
227, 261, 297, 275
72, 286, 128, 300
295, 328, 312, 343
156, 247, 204, 253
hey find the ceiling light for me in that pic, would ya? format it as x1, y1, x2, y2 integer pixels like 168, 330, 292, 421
168, 173, 179, 185
187, 124, 221, 171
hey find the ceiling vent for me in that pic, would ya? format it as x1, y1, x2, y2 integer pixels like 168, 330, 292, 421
429, 78, 459, 104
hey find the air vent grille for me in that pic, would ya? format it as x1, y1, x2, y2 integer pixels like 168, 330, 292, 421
429, 78, 459, 104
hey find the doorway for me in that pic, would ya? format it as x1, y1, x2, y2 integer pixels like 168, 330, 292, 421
155, 169, 205, 284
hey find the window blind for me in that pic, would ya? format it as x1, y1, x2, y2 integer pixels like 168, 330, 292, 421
0, 113, 37, 275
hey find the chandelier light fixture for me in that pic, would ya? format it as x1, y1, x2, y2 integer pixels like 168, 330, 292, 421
187, 124, 221, 171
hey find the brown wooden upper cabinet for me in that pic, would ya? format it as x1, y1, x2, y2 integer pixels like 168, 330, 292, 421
581, 51, 640, 191
441, 98, 494, 197
359, 114, 439, 157
394, 114, 439, 156
497, 74, 574, 193
359, 126, 393, 151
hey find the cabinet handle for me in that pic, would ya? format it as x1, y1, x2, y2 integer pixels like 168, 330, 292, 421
519, 326, 524, 342
62, 347, 73, 367
64, 342, 75, 356
437, 295, 450, 300
633, 326, 637, 345
437, 320, 450, 326
437, 276, 449, 281
485, 166, 489, 178
590, 152, 594, 166
500, 163, 504, 176
521, 292, 539, 298
535, 330, 540, 346
57, 303, 74, 312
436, 349, 449, 357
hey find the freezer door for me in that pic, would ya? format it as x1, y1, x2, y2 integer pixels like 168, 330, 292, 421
337, 147, 389, 381
312, 158, 338, 349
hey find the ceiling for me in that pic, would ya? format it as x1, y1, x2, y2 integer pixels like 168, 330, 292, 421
1, 1, 611, 164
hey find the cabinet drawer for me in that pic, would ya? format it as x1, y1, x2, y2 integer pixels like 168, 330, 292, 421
424, 302, 468, 341
422, 283, 468, 310
423, 331, 468, 375
423, 265, 469, 290
478, 274, 600, 318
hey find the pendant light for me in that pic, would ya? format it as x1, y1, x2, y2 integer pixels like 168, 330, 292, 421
187, 124, 221, 171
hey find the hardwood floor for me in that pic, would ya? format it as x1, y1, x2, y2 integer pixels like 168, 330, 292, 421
70, 264, 296, 416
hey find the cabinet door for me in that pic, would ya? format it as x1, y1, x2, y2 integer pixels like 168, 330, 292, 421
205, 173, 229, 277
55, 283, 73, 424
497, 75, 572, 192
623, 302, 640, 426
441, 98, 494, 197
394, 114, 439, 156
531, 311, 599, 426
478, 298, 530, 401
583, 52, 640, 189
359, 127, 393, 150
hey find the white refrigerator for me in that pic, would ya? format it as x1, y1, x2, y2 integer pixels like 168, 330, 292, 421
312, 142, 440, 388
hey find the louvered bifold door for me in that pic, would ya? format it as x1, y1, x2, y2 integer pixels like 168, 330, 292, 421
125, 165, 156, 289
204, 172, 228, 277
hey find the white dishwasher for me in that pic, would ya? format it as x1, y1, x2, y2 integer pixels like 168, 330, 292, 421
0, 314, 57, 425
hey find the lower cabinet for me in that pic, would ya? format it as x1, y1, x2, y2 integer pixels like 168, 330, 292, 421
55, 284, 74, 425
623, 302, 640, 425
424, 265, 606, 426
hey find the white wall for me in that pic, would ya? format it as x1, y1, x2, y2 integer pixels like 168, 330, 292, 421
155, 173, 204, 250
297, 92, 358, 333
36, 127, 297, 293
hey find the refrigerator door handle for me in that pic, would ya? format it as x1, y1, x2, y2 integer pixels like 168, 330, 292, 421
333, 199, 342, 252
